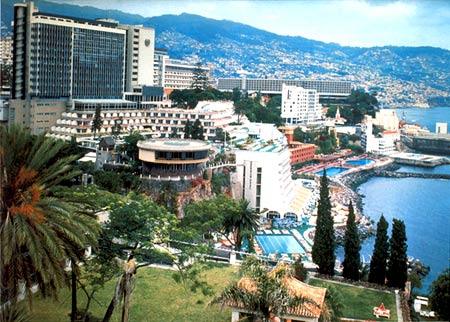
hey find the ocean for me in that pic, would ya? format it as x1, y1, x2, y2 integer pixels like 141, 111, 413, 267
394, 106, 450, 132
337, 106, 450, 293
357, 173, 450, 293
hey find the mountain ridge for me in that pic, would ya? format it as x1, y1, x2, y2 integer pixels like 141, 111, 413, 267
2, 0, 449, 107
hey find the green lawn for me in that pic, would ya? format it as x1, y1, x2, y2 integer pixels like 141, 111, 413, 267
28, 265, 398, 322
310, 278, 397, 321
29, 264, 238, 322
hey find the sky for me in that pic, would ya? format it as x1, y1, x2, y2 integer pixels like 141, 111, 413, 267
49, 0, 450, 50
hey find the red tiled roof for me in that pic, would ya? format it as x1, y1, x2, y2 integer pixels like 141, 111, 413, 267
229, 263, 326, 319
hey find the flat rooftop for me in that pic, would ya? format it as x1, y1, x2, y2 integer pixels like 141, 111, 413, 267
390, 152, 447, 162
233, 138, 285, 153
138, 139, 211, 151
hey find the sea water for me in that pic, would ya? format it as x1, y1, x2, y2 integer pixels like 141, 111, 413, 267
394, 106, 450, 132
353, 107, 450, 293
336, 163, 450, 293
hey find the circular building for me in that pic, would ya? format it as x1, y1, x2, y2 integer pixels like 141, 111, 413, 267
137, 139, 211, 176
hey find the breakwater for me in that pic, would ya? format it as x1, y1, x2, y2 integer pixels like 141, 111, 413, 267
374, 171, 450, 180
335, 161, 450, 292
336, 163, 450, 213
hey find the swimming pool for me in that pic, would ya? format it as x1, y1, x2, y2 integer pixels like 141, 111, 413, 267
346, 159, 374, 166
255, 234, 305, 254
316, 167, 348, 177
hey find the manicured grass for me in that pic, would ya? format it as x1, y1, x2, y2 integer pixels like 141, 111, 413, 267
310, 278, 397, 321
28, 265, 398, 322
29, 264, 239, 322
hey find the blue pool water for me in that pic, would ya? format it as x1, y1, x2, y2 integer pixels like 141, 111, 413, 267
316, 167, 348, 176
346, 159, 374, 166
256, 235, 306, 254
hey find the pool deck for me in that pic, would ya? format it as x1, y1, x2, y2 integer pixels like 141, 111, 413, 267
294, 154, 386, 177
255, 226, 313, 262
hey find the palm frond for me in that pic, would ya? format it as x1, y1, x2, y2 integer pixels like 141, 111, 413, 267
1, 127, 100, 303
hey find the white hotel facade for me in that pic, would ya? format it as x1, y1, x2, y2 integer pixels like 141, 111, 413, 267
281, 84, 322, 125
232, 124, 315, 220
361, 116, 396, 155
51, 100, 241, 141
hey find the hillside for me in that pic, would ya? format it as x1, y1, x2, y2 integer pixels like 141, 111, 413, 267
2, 0, 449, 107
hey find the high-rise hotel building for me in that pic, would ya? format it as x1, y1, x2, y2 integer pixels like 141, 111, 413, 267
217, 78, 352, 101
10, 1, 154, 134
281, 84, 322, 125
153, 48, 211, 90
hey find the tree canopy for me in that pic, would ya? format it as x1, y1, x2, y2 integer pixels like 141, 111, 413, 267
312, 170, 336, 276
169, 87, 232, 109
325, 89, 378, 124
342, 201, 361, 281
214, 256, 315, 322
0, 126, 100, 304
368, 215, 389, 285
387, 218, 408, 289
222, 199, 259, 252
91, 105, 102, 138
234, 95, 282, 126
293, 127, 338, 154
100, 193, 177, 322
429, 268, 450, 321
101, 193, 176, 262
174, 195, 259, 252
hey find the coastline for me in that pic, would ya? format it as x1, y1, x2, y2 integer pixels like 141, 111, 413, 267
329, 160, 400, 241
330, 160, 400, 219
336, 162, 400, 213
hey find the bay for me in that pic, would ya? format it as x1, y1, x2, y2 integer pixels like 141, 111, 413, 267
394, 106, 450, 133
349, 172, 449, 293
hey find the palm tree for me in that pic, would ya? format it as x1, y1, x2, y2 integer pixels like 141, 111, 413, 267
320, 285, 344, 322
214, 256, 318, 322
0, 126, 100, 304
223, 199, 260, 251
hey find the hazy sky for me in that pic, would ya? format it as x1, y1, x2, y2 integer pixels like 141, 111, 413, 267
50, 0, 450, 50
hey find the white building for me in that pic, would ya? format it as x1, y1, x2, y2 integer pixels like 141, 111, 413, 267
153, 48, 211, 90
436, 122, 448, 134
9, 2, 155, 135
232, 123, 315, 220
0, 36, 13, 66
361, 116, 396, 155
374, 109, 399, 131
218, 77, 352, 101
120, 25, 155, 91
281, 84, 322, 125
50, 100, 243, 141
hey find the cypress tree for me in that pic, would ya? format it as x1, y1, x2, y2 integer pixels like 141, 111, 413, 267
387, 218, 408, 289
184, 119, 192, 139
192, 119, 205, 140
312, 169, 336, 276
92, 105, 102, 139
343, 201, 361, 280
368, 215, 389, 284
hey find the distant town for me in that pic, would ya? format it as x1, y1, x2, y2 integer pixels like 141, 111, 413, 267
0, 2, 449, 322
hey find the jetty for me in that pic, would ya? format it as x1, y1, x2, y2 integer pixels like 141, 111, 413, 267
389, 152, 449, 167
373, 170, 450, 180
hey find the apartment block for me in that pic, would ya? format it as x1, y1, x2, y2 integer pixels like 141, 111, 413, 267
218, 77, 352, 100
281, 84, 322, 125
153, 48, 211, 90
